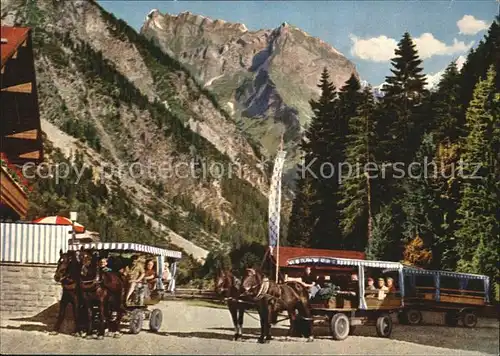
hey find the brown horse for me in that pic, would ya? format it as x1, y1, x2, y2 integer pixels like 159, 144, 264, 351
51, 249, 84, 335
214, 269, 249, 340
241, 268, 314, 344
79, 248, 124, 339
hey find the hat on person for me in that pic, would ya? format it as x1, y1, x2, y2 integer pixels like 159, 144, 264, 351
368, 277, 374, 282
378, 277, 385, 281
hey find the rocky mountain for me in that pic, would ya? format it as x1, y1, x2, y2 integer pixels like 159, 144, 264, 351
1, 0, 271, 260
141, 10, 359, 178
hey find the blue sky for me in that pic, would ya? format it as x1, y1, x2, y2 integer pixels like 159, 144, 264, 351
98, 1, 498, 85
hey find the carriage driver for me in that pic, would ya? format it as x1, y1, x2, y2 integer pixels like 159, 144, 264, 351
301, 266, 320, 299
124, 255, 146, 305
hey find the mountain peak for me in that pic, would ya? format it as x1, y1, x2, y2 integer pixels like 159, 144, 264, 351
144, 9, 248, 34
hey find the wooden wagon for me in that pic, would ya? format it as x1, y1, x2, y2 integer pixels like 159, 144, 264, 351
287, 256, 405, 340
398, 267, 491, 328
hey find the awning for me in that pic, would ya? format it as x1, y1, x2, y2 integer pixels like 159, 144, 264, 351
402, 267, 489, 280
287, 256, 403, 270
68, 242, 182, 259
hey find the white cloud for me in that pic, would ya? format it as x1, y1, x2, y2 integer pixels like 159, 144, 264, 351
457, 15, 489, 35
350, 33, 473, 62
349, 34, 397, 62
414, 33, 473, 59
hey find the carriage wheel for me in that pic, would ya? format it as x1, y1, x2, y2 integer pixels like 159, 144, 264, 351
406, 309, 423, 325
129, 310, 144, 334
149, 309, 163, 332
461, 311, 477, 328
376, 314, 392, 338
445, 311, 458, 327
330, 313, 350, 341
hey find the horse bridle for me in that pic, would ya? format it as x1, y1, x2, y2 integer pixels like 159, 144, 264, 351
58, 254, 77, 288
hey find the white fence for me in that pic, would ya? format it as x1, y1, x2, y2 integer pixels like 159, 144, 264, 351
0, 222, 70, 264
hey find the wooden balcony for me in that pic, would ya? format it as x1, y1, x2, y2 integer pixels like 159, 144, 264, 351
0, 165, 28, 219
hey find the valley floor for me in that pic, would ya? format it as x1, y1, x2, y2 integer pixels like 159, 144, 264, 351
0, 301, 498, 355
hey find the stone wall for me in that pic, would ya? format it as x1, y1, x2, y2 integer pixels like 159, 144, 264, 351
0, 263, 61, 316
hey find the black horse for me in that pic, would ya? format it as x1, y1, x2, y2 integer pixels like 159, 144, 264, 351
51, 249, 84, 335
79, 248, 125, 339
214, 268, 250, 340
241, 268, 314, 344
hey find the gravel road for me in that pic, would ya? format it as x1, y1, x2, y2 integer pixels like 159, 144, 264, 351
0, 301, 498, 355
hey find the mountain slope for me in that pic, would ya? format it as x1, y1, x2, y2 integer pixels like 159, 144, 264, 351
141, 10, 359, 176
1, 0, 270, 256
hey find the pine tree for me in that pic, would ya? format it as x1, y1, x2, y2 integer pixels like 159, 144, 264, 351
366, 32, 428, 261
288, 68, 337, 248
459, 16, 500, 119
381, 32, 428, 164
431, 62, 464, 142
455, 67, 499, 282
366, 203, 404, 261
339, 86, 376, 251
424, 60, 466, 270
310, 72, 361, 249
401, 132, 444, 268
287, 172, 316, 247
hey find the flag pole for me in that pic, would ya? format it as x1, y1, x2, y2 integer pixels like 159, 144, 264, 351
275, 134, 284, 283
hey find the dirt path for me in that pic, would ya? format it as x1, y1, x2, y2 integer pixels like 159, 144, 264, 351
0, 301, 497, 355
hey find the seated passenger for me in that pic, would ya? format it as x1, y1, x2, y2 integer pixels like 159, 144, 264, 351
144, 259, 157, 291
378, 277, 389, 291
125, 255, 146, 305
99, 257, 112, 272
386, 277, 396, 292
366, 277, 376, 290
347, 273, 358, 296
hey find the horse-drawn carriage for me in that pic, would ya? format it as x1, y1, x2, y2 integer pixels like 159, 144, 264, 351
286, 256, 405, 340
215, 255, 406, 343
398, 267, 491, 328
54, 242, 181, 337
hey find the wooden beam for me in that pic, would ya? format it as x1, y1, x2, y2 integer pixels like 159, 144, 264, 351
18, 150, 40, 159
5, 129, 38, 140
21, 39, 27, 47
12, 50, 18, 59
1, 82, 32, 93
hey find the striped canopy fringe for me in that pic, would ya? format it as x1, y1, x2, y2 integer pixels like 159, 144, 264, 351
68, 242, 182, 259
402, 267, 489, 280
287, 256, 403, 270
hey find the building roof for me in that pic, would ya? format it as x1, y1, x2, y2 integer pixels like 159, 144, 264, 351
1, 26, 30, 68
271, 246, 365, 268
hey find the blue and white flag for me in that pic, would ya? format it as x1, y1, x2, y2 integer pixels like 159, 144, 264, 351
268, 150, 287, 248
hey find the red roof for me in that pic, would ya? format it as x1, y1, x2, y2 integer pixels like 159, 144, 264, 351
272, 246, 365, 268
1, 26, 30, 68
